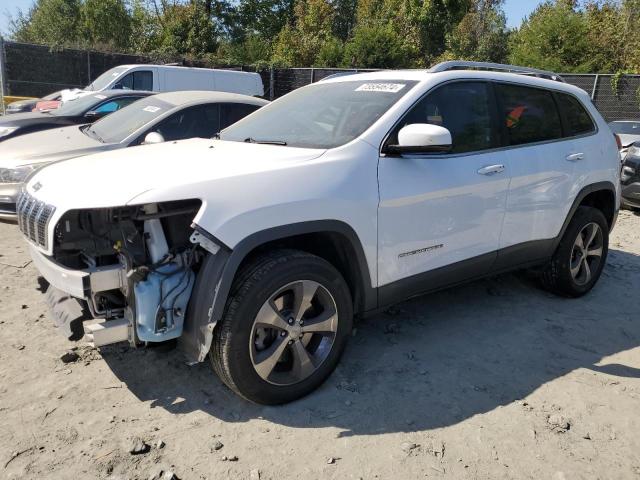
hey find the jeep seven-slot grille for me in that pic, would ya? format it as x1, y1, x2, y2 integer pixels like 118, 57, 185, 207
16, 192, 55, 249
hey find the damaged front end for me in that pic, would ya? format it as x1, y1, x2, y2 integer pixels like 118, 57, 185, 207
24, 197, 224, 361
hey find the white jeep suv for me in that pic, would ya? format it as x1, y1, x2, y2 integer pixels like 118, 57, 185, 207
18, 62, 621, 404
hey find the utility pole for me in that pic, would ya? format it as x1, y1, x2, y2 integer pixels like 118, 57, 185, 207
0, 36, 6, 114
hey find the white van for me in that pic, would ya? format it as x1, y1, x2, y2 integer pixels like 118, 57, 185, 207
61, 65, 264, 101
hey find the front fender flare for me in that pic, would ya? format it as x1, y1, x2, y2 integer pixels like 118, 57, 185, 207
177, 220, 375, 363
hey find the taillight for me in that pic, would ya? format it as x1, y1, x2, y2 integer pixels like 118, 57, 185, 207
615, 133, 622, 150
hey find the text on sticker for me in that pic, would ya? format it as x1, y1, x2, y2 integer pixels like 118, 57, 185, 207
355, 83, 406, 93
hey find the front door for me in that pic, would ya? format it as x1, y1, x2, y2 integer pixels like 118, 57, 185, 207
377, 81, 511, 301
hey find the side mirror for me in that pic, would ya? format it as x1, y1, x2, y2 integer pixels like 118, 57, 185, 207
113, 83, 123, 90
385, 124, 452, 154
143, 132, 165, 145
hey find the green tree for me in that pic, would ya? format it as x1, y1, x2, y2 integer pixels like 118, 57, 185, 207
81, 0, 131, 50
217, 34, 273, 65
343, 23, 410, 67
585, 0, 640, 72
154, 1, 219, 56
332, 0, 358, 41
443, 0, 508, 63
508, 0, 591, 73
10, 0, 82, 46
129, 0, 163, 53
272, 0, 341, 66
229, 0, 296, 42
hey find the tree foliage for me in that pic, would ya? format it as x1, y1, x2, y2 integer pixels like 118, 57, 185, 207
6, 0, 640, 71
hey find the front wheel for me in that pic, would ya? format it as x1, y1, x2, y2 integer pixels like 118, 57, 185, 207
541, 206, 609, 297
210, 250, 353, 404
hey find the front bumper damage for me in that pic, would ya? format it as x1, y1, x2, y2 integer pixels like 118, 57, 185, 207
29, 233, 230, 364
29, 243, 131, 344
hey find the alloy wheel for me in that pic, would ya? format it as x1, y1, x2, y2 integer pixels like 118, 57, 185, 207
249, 280, 339, 386
570, 222, 604, 286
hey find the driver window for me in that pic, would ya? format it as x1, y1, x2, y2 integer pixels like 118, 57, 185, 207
152, 105, 209, 142
388, 81, 497, 154
117, 71, 152, 91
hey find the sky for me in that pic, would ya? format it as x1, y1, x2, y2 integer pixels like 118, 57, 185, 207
1, 0, 543, 37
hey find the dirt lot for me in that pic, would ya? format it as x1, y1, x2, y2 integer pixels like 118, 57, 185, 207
1, 211, 639, 480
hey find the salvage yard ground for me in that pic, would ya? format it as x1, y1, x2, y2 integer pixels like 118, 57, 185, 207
1, 212, 639, 480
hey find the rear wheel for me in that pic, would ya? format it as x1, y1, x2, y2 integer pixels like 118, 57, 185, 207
210, 250, 353, 404
541, 206, 609, 297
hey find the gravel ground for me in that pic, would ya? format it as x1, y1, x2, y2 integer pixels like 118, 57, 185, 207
1, 211, 639, 480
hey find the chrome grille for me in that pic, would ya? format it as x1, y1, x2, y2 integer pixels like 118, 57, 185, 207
16, 191, 55, 249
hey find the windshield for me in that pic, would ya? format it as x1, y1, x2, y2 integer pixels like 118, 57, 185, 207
87, 96, 173, 144
87, 67, 128, 91
609, 121, 640, 135
50, 94, 111, 116
219, 80, 418, 149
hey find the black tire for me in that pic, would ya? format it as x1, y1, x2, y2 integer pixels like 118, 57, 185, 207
210, 249, 353, 404
541, 206, 609, 297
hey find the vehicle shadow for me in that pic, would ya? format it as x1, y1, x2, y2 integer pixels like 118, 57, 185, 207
100, 247, 640, 437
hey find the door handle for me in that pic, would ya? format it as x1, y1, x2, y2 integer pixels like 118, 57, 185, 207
477, 164, 505, 175
566, 153, 585, 162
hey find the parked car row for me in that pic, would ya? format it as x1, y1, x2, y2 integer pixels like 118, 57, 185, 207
608, 121, 640, 208
0, 91, 266, 219
6, 61, 623, 405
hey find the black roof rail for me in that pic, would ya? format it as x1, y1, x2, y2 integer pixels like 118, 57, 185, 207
429, 61, 565, 83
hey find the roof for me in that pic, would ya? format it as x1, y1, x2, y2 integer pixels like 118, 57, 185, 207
92, 90, 155, 98
322, 68, 590, 99
116, 65, 262, 76
152, 90, 269, 107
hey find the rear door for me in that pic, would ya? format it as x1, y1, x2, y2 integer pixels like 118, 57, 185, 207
495, 83, 579, 255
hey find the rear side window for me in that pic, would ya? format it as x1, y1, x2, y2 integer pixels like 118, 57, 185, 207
556, 93, 595, 136
497, 84, 562, 146
388, 81, 497, 154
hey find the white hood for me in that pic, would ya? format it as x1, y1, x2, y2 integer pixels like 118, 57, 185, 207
0, 125, 115, 169
25, 138, 325, 211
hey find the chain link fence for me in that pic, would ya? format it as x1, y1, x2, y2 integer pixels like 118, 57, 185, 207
1, 40, 640, 122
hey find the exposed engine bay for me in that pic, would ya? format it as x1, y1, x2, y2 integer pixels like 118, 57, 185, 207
52, 199, 204, 346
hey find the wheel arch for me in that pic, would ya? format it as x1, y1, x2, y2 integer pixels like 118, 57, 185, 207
218, 221, 376, 317
178, 220, 376, 363
553, 181, 618, 252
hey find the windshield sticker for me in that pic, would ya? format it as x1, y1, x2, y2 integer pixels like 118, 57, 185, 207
94, 94, 107, 99
143, 106, 161, 113
355, 83, 406, 93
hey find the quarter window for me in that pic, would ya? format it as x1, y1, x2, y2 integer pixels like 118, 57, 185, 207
388, 81, 497, 154
557, 93, 595, 136
497, 84, 562, 145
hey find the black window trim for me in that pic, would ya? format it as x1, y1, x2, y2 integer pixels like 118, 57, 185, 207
380, 78, 599, 159
494, 80, 564, 147
553, 90, 597, 138
492, 79, 599, 145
